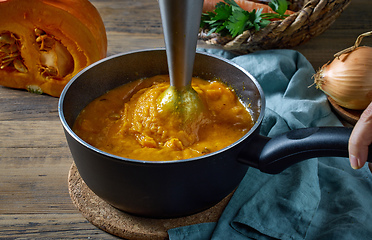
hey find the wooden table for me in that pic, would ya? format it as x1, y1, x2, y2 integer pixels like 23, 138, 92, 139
1, 0, 371, 238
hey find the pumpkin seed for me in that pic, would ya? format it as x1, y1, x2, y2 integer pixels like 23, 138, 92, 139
0, 32, 15, 45
0, 32, 27, 73
34, 28, 45, 36
13, 58, 28, 73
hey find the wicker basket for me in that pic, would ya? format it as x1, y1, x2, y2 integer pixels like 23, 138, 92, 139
198, 0, 351, 54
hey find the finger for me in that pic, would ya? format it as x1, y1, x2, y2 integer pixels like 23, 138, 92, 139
348, 102, 372, 169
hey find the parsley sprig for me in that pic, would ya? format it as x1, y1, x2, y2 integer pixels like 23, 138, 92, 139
200, 0, 290, 38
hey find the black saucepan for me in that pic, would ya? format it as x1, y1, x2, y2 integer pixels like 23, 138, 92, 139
59, 49, 372, 218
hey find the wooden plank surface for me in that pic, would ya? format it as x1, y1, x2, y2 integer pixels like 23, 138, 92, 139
0, 0, 372, 238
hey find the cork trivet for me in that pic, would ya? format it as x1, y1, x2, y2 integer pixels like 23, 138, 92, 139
68, 163, 233, 239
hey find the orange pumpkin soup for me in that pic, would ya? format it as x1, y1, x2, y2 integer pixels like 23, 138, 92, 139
73, 75, 254, 161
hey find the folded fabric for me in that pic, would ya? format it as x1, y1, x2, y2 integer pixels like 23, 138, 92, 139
168, 49, 372, 240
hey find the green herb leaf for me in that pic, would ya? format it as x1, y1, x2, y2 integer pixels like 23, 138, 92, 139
226, 9, 249, 37
200, 0, 290, 37
268, 0, 289, 16
213, 2, 233, 21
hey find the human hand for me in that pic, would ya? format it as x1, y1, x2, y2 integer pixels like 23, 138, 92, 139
348, 101, 372, 170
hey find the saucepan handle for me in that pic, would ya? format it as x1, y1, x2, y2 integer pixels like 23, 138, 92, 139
238, 127, 372, 174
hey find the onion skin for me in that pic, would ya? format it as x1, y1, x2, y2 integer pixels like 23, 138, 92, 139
314, 46, 372, 110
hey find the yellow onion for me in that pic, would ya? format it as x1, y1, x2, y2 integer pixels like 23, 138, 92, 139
314, 32, 372, 110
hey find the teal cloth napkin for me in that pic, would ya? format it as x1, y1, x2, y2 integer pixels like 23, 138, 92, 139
168, 49, 372, 240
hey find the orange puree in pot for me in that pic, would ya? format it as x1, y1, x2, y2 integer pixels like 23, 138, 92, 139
73, 75, 254, 161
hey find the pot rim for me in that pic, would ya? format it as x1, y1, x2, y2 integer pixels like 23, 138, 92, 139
58, 48, 266, 165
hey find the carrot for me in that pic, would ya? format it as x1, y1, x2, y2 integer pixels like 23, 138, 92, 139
202, 0, 294, 15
